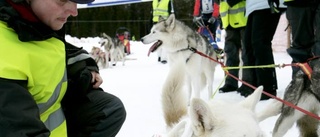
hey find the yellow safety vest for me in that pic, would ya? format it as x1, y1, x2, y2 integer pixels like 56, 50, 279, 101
0, 21, 67, 137
219, 1, 247, 28
152, 0, 170, 22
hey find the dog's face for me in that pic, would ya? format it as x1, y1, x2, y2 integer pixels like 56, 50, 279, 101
99, 34, 113, 51
141, 14, 176, 53
141, 14, 176, 44
167, 87, 264, 137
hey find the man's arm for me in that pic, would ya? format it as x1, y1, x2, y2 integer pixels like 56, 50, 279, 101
0, 78, 50, 137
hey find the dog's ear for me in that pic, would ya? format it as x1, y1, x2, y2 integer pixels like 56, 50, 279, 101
167, 120, 189, 137
189, 98, 215, 136
159, 15, 166, 22
239, 86, 263, 110
165, 14, 175, 31
101, 33, 107, 37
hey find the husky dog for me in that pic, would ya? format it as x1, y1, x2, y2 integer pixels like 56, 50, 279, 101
99, 33, 126, 68
141, 14, 217, 102
90, 46, 106, 66
272, 58, 320, 137
159, 61, 280, 137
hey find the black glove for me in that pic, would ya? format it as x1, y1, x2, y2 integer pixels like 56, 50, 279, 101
193, 16, 202, 23
268, 0, 280, 14
208, 16, 216, 24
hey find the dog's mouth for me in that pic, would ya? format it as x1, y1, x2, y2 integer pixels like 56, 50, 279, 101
147, 40, 163, 56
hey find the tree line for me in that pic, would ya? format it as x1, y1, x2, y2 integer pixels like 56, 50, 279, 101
65, 0, 196, 39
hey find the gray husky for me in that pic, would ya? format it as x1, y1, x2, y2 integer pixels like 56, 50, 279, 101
272, 58, 320, 137
141, 14, 217, 102
99, 33, 126, 68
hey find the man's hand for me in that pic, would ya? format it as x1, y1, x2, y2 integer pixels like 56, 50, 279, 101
208, 16, 216, 24
91, 71, 103, 88
268, 0, 280, 14
193, 16, 202, 23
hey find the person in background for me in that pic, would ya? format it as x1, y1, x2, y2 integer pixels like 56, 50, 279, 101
151, 0, 172, 64
217, 0, 247, 93
193, 0, 222, 54
237, 0, 286, 100
283, 0, 320, 79
0, 0, 126, 136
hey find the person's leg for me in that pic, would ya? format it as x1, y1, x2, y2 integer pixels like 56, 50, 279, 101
219, 27, 241, 92
312, 3, 320, 56
64, 89, 126, 137
286, 6, 314, 78
238, 14, 256, 96
250, 9, 281, 100
160, 48, 167, 64
157, 47, 162, 62
208, 20, 218, 41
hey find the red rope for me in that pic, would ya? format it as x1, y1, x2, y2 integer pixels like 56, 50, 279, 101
192, 49, 320, 120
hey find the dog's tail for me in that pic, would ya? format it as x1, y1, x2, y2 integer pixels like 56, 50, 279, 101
162, 62, 188, 128
257, 99, 282, 122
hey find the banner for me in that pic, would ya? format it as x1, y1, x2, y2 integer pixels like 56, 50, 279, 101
78, 0, 152, 9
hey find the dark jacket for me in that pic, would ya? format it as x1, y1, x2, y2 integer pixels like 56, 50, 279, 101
284, 0, 319, 7
0, 0, 98, 136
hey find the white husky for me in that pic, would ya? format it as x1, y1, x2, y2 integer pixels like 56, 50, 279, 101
141, 14, 217, 102
159, 62, 281, 137
99, 33, 126, 68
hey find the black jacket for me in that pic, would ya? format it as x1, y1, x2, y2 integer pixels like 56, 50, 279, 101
0, 0, 98, 136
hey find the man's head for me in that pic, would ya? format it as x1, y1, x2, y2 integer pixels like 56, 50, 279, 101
28, 0, 93, 30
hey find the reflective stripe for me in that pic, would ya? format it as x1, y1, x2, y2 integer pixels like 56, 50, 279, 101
220, 7, 245, 17
67, 53, 92, 65
44, 107, 65, 131
154, 9, 169, 13
37, 71, 67, 114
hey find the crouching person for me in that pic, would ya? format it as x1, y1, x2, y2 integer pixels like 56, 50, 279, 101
63, 42, 126, 137
0, 0, 125, 136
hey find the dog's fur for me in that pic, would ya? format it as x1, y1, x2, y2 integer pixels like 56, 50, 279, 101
141, 14, 217, 102
99, 33, 126, 68
272, 58, 320, 137
90, 46, 106, 66
160, 61, 280, 137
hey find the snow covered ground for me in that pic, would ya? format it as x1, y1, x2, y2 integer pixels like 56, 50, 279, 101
66, 35, 300, 137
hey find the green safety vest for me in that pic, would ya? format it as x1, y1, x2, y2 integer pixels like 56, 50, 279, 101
152, 0, 170, 22
0, 21, 68, 137
219, 1, 247, 28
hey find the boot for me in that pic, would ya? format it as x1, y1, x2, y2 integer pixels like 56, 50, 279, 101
219, 84, 238, 93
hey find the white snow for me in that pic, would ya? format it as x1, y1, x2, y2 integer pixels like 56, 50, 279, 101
66, 35, 301, 137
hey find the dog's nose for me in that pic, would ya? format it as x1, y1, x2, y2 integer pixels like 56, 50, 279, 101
140, 38, 144, 42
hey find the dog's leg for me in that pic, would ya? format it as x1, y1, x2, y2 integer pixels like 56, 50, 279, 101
186, 76, 192, 105
105, 51, 110, 68
191, 78, 201, 99
297, 114, 319, 137
204, 68, 215, 101
110, 49, 116, 67
118, 47, 125, 66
